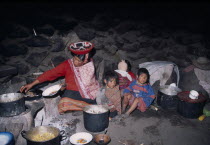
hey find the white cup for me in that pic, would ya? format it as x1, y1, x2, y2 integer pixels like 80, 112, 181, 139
189, 90, 199, 99
169, 83, 176, 87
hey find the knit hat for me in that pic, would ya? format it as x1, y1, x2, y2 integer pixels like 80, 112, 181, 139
68, 42, 94, 55
192, 57, 210, 70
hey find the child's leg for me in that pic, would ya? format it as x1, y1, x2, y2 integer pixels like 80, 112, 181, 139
125, 98, 139, 115
122, 93, 132, 113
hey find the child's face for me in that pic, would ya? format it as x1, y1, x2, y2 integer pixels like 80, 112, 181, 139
105, 78, 117, 89
137, 73, 148, 84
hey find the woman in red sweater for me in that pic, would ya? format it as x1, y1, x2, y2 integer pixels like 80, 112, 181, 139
20, 42, 100, 114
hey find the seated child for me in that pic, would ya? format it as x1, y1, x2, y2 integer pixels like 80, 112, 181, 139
96, 71, 122, 118
122, 68, 155, 116
115, 60, 136, 91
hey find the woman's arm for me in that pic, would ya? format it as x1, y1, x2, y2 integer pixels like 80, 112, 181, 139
20, 61, 67, 93
37, 61, 67, 83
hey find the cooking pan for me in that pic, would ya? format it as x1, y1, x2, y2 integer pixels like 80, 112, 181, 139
18, 89, 43, 101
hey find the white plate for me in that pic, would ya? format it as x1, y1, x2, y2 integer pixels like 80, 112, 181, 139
42, 84, 61, 96
69, 132, 93, 145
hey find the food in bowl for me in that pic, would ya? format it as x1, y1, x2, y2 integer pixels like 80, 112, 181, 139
77, 138, 87, 143
26, 91, 36, 97
31, 132, 55, 142
49, 91, 57, 96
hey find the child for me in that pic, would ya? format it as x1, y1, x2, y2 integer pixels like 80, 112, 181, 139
122, 68, 155, 116
96, 71, 122, 118
115, 60, 136, 91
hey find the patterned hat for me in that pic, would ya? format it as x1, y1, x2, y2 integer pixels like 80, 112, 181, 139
68, 42, 94, 55
192, 57, 210, 70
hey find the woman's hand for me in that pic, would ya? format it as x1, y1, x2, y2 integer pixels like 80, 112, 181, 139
20, 83, 34, 93
20, 80, 40, 93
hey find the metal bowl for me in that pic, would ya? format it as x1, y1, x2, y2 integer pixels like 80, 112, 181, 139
94, 134, 111, 145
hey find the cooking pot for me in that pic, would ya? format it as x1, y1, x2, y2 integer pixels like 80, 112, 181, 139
157, 85, 181, 109
21, 126, 66, 145
83, 105, 109, 132
177, 91, 208, 118
0, 93, 25, 117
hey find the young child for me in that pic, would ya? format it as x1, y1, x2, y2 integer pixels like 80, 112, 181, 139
115, 60, 136, 91
122, 68, 155, 116
96, 71, 122, 118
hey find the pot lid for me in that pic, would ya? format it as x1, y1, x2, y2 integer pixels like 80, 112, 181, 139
177, 91, 208, 103
159, 85, 182, 96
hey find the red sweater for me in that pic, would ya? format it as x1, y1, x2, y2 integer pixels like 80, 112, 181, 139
37, 60, 79, 91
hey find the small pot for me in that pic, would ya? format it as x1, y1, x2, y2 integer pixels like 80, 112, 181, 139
0, 93, 25, 117
157, 85, 181, 109
83, 105, 109, 132
21, 126, 66, 145
94, 134, 111, 145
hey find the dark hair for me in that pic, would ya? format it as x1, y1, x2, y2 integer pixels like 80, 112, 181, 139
137, 68, 150, 83
125, 60, 132, 71
103, 71, 119, 86
71, 52, 86, 61
71, 48, 96, 62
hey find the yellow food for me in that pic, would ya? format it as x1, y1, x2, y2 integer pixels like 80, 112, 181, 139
198, 115, 206, 121
31, 132, 55, 141
77, 138, 87, 143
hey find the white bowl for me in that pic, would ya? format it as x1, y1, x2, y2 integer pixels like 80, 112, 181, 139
42, 84, 61, 96
70, 132, 93, 145
189, 90, 199, 99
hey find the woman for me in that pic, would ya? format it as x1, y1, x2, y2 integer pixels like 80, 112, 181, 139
20, 42, 100, 114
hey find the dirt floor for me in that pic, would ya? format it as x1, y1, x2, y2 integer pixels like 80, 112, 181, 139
57, 103, 210, 145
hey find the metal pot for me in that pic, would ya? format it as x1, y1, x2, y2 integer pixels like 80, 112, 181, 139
0, 93, 25, 117
157, 85, 181, 109
21, 126, 66, 145
177, 91, 208, 119
83, 105, 109, 132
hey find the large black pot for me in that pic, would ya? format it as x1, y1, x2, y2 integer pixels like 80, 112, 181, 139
83, 105, 109, 132
177, 91, 208, 119
21, 126, 66, 145
157, 85, 181, 109
0, 93, 25, 117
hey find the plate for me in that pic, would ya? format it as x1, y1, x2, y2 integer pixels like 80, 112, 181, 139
69, 132, 93, 145
42, 84, 62, 97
